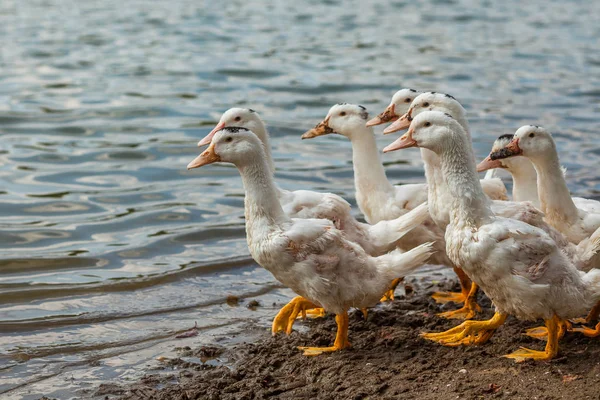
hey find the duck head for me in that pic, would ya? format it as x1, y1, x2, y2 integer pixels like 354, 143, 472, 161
301, 103, 370, 140
383, 111, 461, 153
476, 134, 514, 172
490, 125, 555, 162
384, 92, 465, 134
198, 108, 267, 147
366, 88, 420, 127
188, 127, 262, 169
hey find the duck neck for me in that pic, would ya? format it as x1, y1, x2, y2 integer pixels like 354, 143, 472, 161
420, 117, 470, 228
421, 148, 445, 221
507, 158, 539, 206
349, 127, 394, 198
529, 151, 578, 223
238, 157, 287, 229
438, 132, 493, 227
252, 124, 276, 175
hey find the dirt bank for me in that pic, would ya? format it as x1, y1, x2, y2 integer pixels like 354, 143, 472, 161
113, 281, 600, 400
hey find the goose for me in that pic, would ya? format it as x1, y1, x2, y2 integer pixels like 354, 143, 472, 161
488, 125, 600, 336
187, 127, 435, 355
383, 111, 600, 361
198, 108, 429, 329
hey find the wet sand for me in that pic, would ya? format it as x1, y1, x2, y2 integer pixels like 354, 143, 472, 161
78, 280, 600, 400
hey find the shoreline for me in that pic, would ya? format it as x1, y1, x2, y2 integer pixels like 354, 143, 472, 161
85, 280, 600, 400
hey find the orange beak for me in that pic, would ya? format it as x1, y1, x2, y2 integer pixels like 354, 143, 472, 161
476, 155, 504, 172
383, 112, 412, 134
187, 142, 221, 169
301, 117, 335, 139
383, 127, 417, 153
197, 121, 225, 147
366, 104, 397, 127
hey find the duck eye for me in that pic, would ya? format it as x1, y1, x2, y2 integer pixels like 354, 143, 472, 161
226, 137, 233, 142
405, 98, 411, 103
529, 133, 535, 138
422, 102, 430, 107
340, 111, 346, 116
234, 116, 241, 122
424, 122, 431, 127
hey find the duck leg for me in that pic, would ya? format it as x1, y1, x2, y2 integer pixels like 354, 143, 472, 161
504, 315, 560, 362
272, 296, 320, 335
380, 277, 403, 302
421, 312, 507, 346
437, 282, 481, 320
298, 311, 351, 356
571, 322, 600, 337
431, 266, 472, 304
571, 301, 600, 337
524, 319, 572, 340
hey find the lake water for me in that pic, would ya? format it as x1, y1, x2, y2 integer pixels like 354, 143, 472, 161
1, 0, 599, 398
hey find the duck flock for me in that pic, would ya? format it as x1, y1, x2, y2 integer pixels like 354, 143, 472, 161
187, 89, 600, 362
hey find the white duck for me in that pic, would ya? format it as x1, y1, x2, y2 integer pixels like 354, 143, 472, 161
477, 133, 600, 213
303, 102, 485, 318
389, 95, 600, 338
383, 111, 600, 361
366, 88, 422, 127
366, 93, 509, 318
489, 126, 600, 259
187, 127, 435, 355
477, 134, 541, 206
489, 126, 600, 336
198, 108, 429, 327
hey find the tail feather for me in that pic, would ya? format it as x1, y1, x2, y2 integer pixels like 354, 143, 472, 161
367, 203, 430, 248
375, 242, 435, 281
582, 268, 600, 305
576, 227, 600, 271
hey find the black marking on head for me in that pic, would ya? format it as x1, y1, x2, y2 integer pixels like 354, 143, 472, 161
409, 88, 417, 92
444, 93, 456, 100
497, 133, 514, 141
430, 91, 436, 94
444, 113, 453, 119
490, 148, 518, 161
221, 127, 249, 133
248, 108, 256, 113
358, 105, 366, 110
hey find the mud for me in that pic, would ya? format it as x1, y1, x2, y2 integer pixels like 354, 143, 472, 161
106, 281, 600, 399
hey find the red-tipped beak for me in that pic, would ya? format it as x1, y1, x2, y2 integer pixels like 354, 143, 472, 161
198, 121, 225, 147
383, 113, 411, 134
476, 156, 503, 172
383, 128, 417, 153
187, 142, 221, 169
504, 138, 522, 156
366, 104, 397, 127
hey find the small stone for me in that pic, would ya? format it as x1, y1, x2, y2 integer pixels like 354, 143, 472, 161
247, 300, 260, 310
226, 295, 239, 306
459, 369, 467, 374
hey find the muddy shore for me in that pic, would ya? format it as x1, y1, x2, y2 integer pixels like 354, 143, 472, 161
90, 280, 600, 400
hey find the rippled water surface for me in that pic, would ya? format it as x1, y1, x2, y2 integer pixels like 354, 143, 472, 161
1, 0, 600, 398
